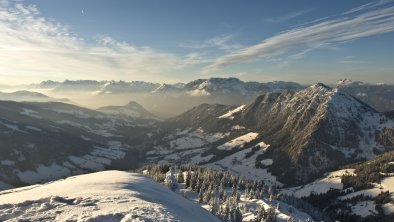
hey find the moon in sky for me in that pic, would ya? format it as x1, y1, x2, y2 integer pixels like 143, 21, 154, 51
81, 9, 85, 15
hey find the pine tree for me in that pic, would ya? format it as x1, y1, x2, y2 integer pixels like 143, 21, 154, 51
185, 170, 191, 188
232, 183, 237, 197
210, 196, 220, 215
177, 171, 184, 183
254, 205, 266, 222
213, 182, 220, 199
265, 207, 277, 222
164, 166, 178, 191
198, 188, 204, 203
234, 207, 243, 222
204, 184, 212, 203
268, 186, 274, 202
228, 206, 243, 222
190, 171, 198, 191
219, 182, 225, 199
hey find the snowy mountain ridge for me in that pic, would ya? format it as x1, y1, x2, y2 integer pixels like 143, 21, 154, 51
149, 83, 394, 185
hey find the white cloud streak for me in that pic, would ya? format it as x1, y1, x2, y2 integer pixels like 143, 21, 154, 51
0, 1, 184, 83
179, 34, 242, 51
343, 0, 393, 15
205, 2, 394, 71
264, 9, 312, 23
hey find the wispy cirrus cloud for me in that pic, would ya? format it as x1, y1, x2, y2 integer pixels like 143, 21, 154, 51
343, 0, 392, 14
264, 9, 312, 23
0, 1, 185, 84
205, 1, 394, 71
339, 56, 365, 64
179, 34, 242, 51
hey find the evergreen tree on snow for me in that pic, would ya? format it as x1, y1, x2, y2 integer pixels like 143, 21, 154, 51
164, 166, 178, 191
228, 207, 243, 222
177, 171, 184, 183
219, 182, 225, 199
235, 207, 243, 222
232, 183, 238, 197
198, 188, 204, 203
265, 207, 277, 222
204, 184, 213, 203
254, 205, 266, 222
210, 196, 220, 215
185, 170, 191, 188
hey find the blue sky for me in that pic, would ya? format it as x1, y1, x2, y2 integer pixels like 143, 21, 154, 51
1, 0, 394, 84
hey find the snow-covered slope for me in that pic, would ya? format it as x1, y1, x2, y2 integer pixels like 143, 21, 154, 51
0, 170, 220, 222
0, 101, 157, 190
281, 169, 355, 198
279, 151, 394, 220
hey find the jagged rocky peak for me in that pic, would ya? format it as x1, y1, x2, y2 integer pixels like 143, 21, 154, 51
312, 82, 331, 89
300, 82, 332, 98
151, 83, 186, 94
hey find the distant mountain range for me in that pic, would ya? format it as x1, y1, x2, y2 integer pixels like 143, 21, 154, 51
25, 78, 394, 114
1, 78, 391, 118
28, 78, 307, 118
31, 78, 304, 96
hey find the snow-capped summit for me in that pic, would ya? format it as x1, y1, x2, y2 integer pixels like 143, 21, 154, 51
0, 171, 220, 222
152, 83, 185, 94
